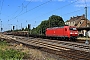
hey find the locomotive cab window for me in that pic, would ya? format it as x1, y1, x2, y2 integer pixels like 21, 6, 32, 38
69, 28, 73, 30
73, 28, 77, 30
69, 28, 77, 30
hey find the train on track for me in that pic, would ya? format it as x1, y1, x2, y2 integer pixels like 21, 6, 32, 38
5, 26, 79, 41
46, 26, 78, 40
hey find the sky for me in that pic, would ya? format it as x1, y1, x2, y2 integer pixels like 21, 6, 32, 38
0, 0, 90, 31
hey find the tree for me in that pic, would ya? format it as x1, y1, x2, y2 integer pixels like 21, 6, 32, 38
31, 15, 65, 35
38, 20, 49, 35
24, 27, 28, 31
48, 15, 65, 27
22, 28, 24, 31
31, 27, 38, 34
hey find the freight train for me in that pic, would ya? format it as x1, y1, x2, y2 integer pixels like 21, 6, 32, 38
5, 26, 78, 40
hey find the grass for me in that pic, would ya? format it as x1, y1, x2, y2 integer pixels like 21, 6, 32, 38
0, 39, 67, 60
0, 40, 26, 60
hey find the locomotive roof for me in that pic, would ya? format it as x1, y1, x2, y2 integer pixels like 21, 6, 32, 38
17, 31, 28, 32
47, 26, 76, 30
47, 26, 64, 29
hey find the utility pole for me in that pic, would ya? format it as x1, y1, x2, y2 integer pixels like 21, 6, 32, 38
85, 7, 87, 27
17, 20, 18, 30
85, 7, 89, 45
1, 20, 2, 32
0, 19, 1, 31
28, 24, 31, 34
1, 21, 2, 32
16, 25, 17, 30
21, 23, 22, 30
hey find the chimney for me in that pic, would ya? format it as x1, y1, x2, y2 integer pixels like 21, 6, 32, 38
82, 14, 85, 17
70, 17, 72, 19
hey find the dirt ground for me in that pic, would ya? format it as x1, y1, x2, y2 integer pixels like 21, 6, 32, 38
8, 42, 68, 60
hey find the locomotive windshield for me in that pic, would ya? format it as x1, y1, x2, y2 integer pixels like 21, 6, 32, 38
69, 28, 77, 30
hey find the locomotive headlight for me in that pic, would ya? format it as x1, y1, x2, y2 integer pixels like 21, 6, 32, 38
70, 32, 73, 34
75, 33, 78, 34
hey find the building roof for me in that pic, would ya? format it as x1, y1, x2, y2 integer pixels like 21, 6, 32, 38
69, 14, 85, 23
66, 14, 90, 27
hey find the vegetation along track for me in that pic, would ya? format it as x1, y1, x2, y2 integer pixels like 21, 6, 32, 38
0, 34, 90, 60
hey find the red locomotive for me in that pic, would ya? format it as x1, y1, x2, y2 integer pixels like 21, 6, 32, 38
45, 26, 78, 40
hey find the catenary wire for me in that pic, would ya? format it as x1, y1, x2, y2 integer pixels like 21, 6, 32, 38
0, 0, 4, 16
13, 0, 52, 19
29, 0, 79, 21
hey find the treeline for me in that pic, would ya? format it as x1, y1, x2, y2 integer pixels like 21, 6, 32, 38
6, 15, 65, 35
31, 15, 65, 35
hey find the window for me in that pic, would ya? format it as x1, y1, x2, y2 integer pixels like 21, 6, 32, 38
80, 22, 81, 24
69, 28, 77, 30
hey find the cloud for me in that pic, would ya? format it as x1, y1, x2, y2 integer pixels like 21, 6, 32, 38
25, 0, 65, 2
75, 0, 90, 7
25, 0, 43, 2
58, 0, 65, 2
52, 0, 65, 2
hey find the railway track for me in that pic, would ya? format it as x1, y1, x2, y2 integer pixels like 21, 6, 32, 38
0, 34, 90, 60
6, 35, 90, 52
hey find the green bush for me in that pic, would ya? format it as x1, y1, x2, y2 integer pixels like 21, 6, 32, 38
0, 49, 25, 59
0, 40, 26, 60
0, 40, 7, 46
